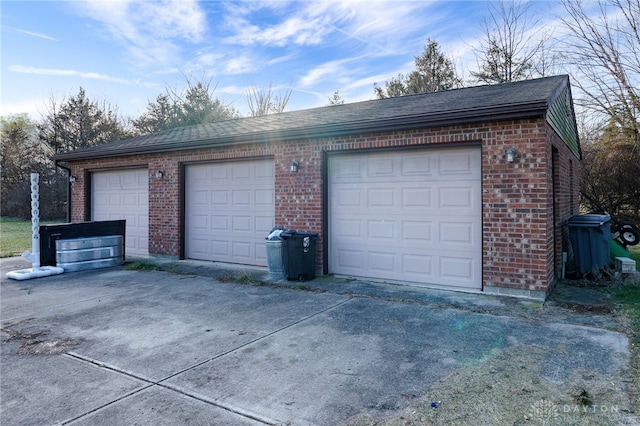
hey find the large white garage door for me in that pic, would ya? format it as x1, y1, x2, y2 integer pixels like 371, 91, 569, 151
92, 169, 149, 256
329, 147, 482, 289
185, 160, 274, 266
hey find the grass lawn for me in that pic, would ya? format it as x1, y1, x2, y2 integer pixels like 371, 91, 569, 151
0, 217, 61, 258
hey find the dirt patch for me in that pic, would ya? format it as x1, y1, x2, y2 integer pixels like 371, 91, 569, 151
2, 327, 78, 356
345, 344, 635, 426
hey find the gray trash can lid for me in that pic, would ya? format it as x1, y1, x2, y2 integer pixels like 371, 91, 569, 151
568, 214, 611, 226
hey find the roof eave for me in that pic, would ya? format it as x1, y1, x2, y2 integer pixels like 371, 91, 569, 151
52, 101, 548, 162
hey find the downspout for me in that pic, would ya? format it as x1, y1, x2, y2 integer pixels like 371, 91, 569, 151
55, 160, 72, 223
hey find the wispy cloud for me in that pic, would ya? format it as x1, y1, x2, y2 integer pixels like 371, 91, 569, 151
3, 25, 58, 41
9, 65, 130, 84
224, 56, 258, 75
70, 0, 207, 66
223, 13, 331, 47
221, 0, 443, 59
300, 58, 357, 87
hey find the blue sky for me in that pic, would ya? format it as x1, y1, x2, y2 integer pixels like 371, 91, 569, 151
1, 0, 569, 121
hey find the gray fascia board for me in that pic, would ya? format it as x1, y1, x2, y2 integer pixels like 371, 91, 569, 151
52, 101, 548, 162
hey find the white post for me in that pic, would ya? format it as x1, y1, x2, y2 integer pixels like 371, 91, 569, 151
6, 172, 64, 280
30, 172, 41, 269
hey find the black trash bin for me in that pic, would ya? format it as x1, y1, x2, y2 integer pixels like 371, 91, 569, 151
567, 214, 611, 275
281, 231, 318, 281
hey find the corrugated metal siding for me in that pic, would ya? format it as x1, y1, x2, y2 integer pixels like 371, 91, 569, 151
547, 85, 581, 159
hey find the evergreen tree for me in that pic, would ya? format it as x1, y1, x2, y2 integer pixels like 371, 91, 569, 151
375, 39, 461, 98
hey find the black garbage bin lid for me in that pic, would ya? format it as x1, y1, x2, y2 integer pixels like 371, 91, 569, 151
281, 231, 318, 238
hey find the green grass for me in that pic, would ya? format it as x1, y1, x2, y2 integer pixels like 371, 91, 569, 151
0, 217, 60, 258
125, 261, 163, 271
217, 272, 263, 285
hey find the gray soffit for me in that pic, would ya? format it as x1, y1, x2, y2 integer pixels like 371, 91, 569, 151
53, 75, 569, 161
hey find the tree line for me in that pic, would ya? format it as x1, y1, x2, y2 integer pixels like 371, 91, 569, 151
1, 0, 638, 223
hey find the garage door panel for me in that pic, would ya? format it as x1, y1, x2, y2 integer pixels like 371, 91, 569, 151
368, 220, 395, 240
333, 157, 362, 181
232, 241, 251, 259
211, 240, 228, 256
402, 221, 433, 243
439, 222, 474, 245
401, 187, 432, 208
401, 154, 433, 176
232, 216, 251, 232
92, 169, 149, 257
108, 193, 123, 206
211, 216, 228, 231
438, 186, 473, 208
334, 188, 361, 206
368, 188, 395, 208
232, 164, 251, 179
211, 191, 227, 206
210, 166, 228, 180
439, 152, 476, 175
334, 248, 364, 269
440, 256, 477, 282
334, 219, 361, 237
402, 254, 433, 276
255, 162, 274, 179
256, 189, 274, 205
190, 215, 208, 230
330, 147, 481, 289
123, 193, 138, 206
369, 252, 395, 272
233, 190, 251, 206
255, 244, 267, 263
255, 216, 275, 233
186, 160, 274, 266
368, 157, 394, 177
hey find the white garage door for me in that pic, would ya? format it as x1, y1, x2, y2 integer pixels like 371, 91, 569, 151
185, 160, 274, 266
329, 147, 482, 289
92, 169, 149, 256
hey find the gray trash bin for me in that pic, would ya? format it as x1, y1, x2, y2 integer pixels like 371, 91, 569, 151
265, 239, 285, 280
568, 214, 611, 275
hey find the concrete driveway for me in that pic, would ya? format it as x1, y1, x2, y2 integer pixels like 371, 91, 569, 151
0, 257, 632, 425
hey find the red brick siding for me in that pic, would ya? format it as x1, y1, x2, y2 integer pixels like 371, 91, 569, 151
66, 117, 579, 295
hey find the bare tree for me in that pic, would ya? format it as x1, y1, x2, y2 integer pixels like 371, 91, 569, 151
246, 83, 292, 116
560, 0, 640, 148
471, 0, 549, 84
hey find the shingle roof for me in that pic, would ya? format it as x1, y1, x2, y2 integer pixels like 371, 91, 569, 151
53, 75, 570, 161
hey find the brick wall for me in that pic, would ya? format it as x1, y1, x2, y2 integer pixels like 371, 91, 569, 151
66, 117, 579, 296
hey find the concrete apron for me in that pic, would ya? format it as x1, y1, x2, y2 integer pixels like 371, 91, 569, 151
0, 257, 630, 425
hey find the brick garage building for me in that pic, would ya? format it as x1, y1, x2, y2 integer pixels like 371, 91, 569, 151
54, 75, 581, 299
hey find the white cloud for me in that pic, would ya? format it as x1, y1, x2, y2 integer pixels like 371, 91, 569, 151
70, 0, 207, 66
9, 65, 131, 84
300, 59, 353, 87
4, 25, 58, 41
224, 56, 258, 75
198, 53, 225, 67
224, 14, 331, 47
